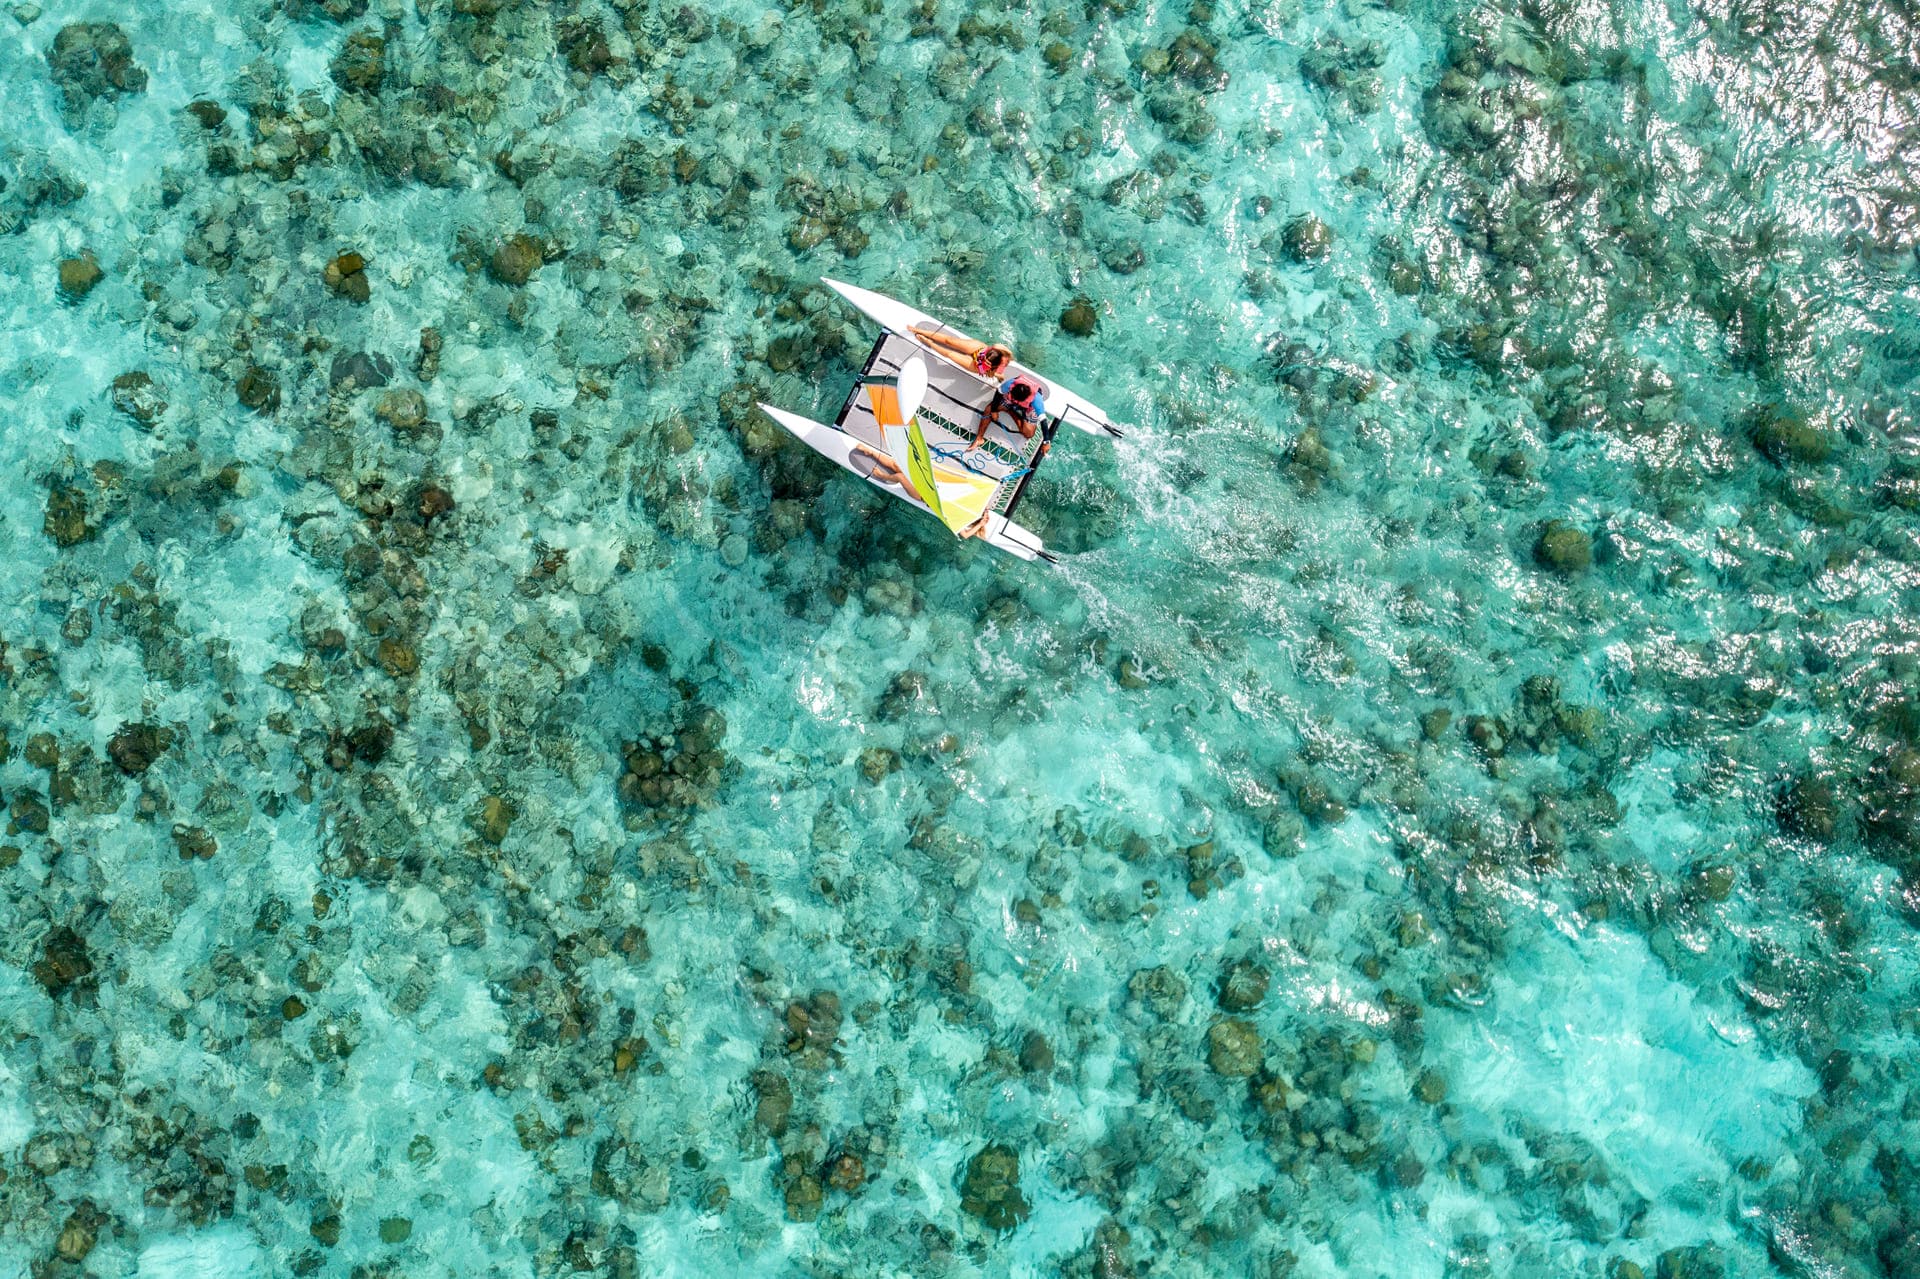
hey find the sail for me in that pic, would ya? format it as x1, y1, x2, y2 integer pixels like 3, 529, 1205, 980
913, 421, 998, 535
864, 351, 1006, 537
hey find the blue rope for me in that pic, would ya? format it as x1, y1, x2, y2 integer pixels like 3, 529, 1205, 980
925, 442, 1034, 485
928, 443, 999, 473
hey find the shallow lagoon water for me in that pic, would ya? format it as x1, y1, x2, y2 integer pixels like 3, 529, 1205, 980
2, 0, 1918, 1274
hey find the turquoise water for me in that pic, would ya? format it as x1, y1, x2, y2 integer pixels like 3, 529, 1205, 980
3, 0, 1917, 1273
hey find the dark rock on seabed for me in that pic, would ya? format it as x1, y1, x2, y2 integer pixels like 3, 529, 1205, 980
959, 1144, 1029, 1229
46, 22, 147, 114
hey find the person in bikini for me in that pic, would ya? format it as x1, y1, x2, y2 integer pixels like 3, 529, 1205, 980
849, 444, 994, 540
910, 326, 1015, 381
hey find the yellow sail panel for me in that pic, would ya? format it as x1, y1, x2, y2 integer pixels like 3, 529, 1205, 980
931, 471, 998, 535
910, 420, 997, 535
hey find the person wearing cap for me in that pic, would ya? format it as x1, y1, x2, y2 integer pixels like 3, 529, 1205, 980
910, 326, 1015, 380
967, 374, 1048, 451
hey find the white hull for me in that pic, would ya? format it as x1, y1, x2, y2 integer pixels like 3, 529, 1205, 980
822, 278, 1121, 439
758, 404, 1052, 563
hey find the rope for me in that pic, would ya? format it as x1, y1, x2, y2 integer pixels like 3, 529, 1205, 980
928, 443, 1031, 483
918, 441, 1028, 525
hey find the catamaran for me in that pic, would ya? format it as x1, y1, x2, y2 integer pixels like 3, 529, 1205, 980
758, 278, 1123, 564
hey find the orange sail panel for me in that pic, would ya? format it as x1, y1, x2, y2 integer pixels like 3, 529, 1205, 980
865, 382, 904, 428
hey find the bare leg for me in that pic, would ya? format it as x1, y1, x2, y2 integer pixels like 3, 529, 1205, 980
852, 444, 910, 489
911, 326, 985, 359
909, 326, 986, 374
969, 402, 1001, 450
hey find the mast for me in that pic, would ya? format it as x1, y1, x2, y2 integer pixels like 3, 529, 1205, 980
1001, 413, 1061, 520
